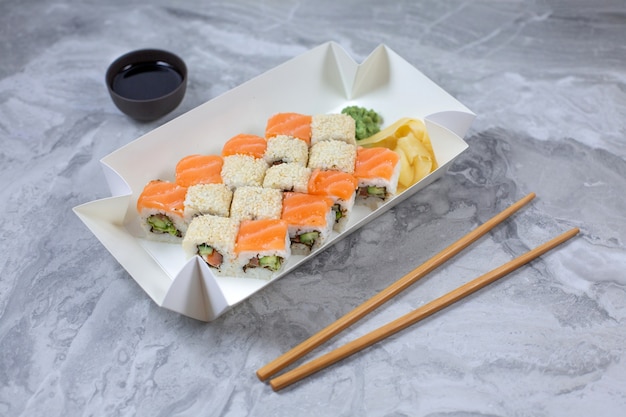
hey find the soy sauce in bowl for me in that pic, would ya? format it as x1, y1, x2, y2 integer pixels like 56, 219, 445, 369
112, 61, 184, 101
106, 49, 187, 121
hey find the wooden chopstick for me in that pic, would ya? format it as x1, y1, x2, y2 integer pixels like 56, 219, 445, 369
257, 192, 536, 381
269, 227, 580, 391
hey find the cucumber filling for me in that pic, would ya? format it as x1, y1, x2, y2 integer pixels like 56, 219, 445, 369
332, 204, 343, 222
147, 214, 181, 237
297, 231, 320, 247
259, 255, 283, 271
244, 255, 283, 272
366, 186, 386, 198
196, 244, 214, 257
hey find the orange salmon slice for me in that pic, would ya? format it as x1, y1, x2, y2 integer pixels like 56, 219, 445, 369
136, 180, 187, 217
235, 219, 289, 253
308, 169, 358, 201
222, 134, 267, 159
281, 192, 333, 227
175, 154, 223, 187
265, 113, 312, 145
354, 147, 400, 181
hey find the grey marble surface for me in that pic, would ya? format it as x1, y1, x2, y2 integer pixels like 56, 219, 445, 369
2, 0, 625, 415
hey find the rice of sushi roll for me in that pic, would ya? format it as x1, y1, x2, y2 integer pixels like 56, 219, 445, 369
354, 146, 401, 209
281, 192, 335, 255
263, 163, 311, 193
307, 169, 358, 232
182, 215, 239, 275
175, 154, 223, 187
183, 183, 233, 221
264, 135, 309, 166
307, 140, 357, 174
311, 113, 356, 146
230, 186, 283, 221
136, 180, 188, 243
221, 154, 268, 189
234, 219, 291, 280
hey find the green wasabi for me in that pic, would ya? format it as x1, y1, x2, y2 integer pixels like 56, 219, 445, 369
341, 105, 383, 140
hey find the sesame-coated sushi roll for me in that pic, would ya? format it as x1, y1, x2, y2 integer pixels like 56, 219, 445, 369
136, 180, 188, 243
235, 219, 291, 280
230, 186, 283, 221
221, 154, 268, 189
175, 154, 223, 187
281, 192, 334, 255
221, 133, 267, 159
265, 112, 312, 146
354, 146, 401, 209
182, 215, 239, 275
311, 113, 356, 145
307, 169, 358, 232
264, 135, 309, 166
183, 183, 233, 221
307, 140, 357, 174
263, 163, 311, 193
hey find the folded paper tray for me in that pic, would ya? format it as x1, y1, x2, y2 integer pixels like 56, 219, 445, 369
73, 42, 475, 321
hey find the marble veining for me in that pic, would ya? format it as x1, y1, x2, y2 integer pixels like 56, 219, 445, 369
1, 0, 625, 416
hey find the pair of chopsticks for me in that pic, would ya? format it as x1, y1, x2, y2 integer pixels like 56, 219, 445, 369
257, 193, 579, 391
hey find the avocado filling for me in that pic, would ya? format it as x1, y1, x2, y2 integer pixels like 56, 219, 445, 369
147, 214, 181, 237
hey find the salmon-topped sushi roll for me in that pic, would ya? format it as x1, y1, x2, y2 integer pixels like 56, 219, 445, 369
265, 112, 312, 146
175, 154, 223, 187
281, 192, 334, 255
136, 180, 188, 243
182, 215, 239, 275
307, 169, 358, 232
235, 219, 291, 280
354, 146, 401, 209
222, 134, 267, 159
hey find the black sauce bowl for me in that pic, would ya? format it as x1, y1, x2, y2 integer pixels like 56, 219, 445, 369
106, 49, 187, 121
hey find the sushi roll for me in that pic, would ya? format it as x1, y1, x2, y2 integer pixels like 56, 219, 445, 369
311, 113, 356, 146
264, 135, 309, 166
136, 180, 188, 243
263, 163, 311, 193
182, 215, 239, 275
307, 140, 357, 174
183, 183, 233, 221
354, 146, 401, 209
221, 154, 268, 189
234, 219, 291, 280
281, 192, 334, 255
222, 133, 267, 159
230, 186, 283, 221
265, 112, 312, 146
175, 154, 223, 187
307, 169, 358, 232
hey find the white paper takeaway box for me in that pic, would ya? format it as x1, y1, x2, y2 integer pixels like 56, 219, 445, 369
74, 42, 474, 321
